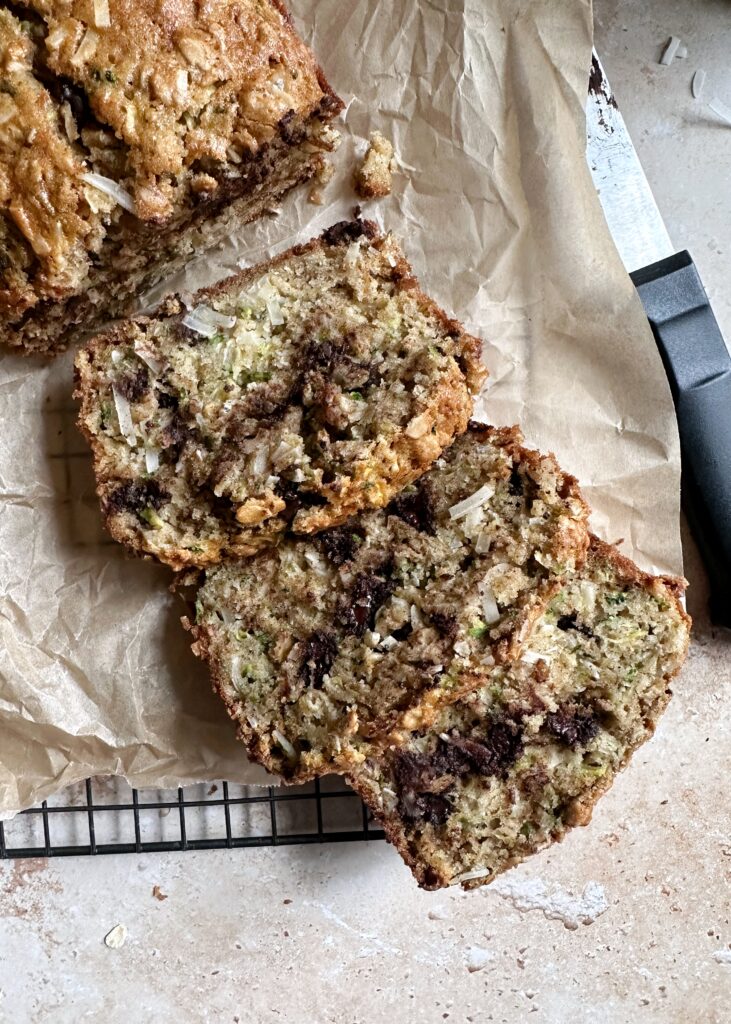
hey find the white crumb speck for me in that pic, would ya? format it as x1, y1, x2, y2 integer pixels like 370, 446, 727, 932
491, 877, 609, 930
465, 946, 495, 973
427, 907, 449, 921
104, 924, 127, 949
713, 950, 731, 965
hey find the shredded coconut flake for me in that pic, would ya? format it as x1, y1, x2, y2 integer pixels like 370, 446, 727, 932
272, 729, 297, 760
580, 581, 597, 616
660, 36, 681, 66
181, 311, 218, 338
481, 585, 501, 625
111, 349, 123, 365
145, 447, 160, 474
709, 95, 731, 126
112, 387, 136, 447
81, 172, 136, 213
410, 604, 424, 630
475, 530, 492, 554
691, 69, 706, 100
266, 298, 285, 326
521, 650, 551, 666
449, 483, 496, 520
185, 305, 237, 333
380, 635, 398, 651
453, 867, 491, 885
303, 549, 329, 575
134, 343, 163, 374
72, 28, 98, 65
93, 0, 111, 27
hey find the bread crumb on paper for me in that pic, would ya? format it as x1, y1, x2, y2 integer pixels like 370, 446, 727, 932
354, 131, 396, 199
309, 159, 335, 205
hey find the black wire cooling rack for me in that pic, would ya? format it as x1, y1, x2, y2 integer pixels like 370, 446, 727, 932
0, 777, 384, 860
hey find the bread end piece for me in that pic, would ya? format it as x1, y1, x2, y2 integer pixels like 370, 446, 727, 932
349, 536, 691, 890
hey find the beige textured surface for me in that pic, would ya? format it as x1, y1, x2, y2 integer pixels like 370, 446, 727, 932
0, 1, 730, 1020
0, 0, 686, 819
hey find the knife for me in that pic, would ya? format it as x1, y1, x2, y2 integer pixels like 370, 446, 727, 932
586, 53, 731, 627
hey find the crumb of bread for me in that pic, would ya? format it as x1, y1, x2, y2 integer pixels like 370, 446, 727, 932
309, 160, 335, 204
355, 132, 396, 199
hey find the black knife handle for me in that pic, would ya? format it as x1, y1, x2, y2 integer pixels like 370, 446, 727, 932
631, 251, 731, 626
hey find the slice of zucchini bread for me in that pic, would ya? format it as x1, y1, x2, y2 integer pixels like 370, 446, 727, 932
75, 220, 487, 568
188, 424, 591, 782
1, 0, 342, 355
349, 538, 691, 890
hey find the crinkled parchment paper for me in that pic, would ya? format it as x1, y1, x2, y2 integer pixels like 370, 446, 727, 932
0, 0, 682, 817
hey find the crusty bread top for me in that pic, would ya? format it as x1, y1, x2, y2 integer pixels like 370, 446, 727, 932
0, 0, 341, 317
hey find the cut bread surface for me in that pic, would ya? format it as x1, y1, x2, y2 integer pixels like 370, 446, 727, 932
349, 538, 691, 890
189, 424, 591, 782
76, 220, 486, 568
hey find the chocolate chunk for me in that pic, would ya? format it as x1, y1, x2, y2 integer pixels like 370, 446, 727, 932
308, 339, 341, 371
391, 622, 412, 642
322, 218, 378, 247
115, 366, 149, 403
104, 479, 169, 516
556, 612, 595, 639
430, 611, 458, 642
389, 485, 437, 534
340, 569, 395, 636
59, 79, 92, 124
156, 389, 179, 410
278, 109, 306, 145
508, 467, 524, 496
161, 412, 189, 456
392, 751, 454, 826
399, 790, 453, 827
446, 721, 524, 779
319, 527, 362, 565
393, 750, 436, 793
276, 480, 301, 505
290, 488, 328, 509
545, 705, 599, 748
299, 631, 338, 690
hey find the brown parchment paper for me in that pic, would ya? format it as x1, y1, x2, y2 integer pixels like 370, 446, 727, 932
0, 0, 683, 818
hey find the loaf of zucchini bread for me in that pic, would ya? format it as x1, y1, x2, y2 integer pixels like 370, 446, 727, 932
75, 220, 486, 568
349, 538, 691, 890
0, 0, 342, 354
188, 424, 591, 781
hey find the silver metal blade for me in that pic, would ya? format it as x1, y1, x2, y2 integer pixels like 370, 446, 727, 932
586, 53, 675, 274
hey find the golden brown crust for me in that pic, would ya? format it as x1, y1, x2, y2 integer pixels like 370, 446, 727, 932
1, 0, 343, 345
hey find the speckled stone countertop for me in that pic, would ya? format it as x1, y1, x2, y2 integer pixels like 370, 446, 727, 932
2, 2, 731, 1021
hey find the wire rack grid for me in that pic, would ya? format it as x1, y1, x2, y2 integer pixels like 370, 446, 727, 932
0, 776, 384, 860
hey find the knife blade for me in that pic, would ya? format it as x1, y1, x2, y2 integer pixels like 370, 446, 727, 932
586, 54, 731, 626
